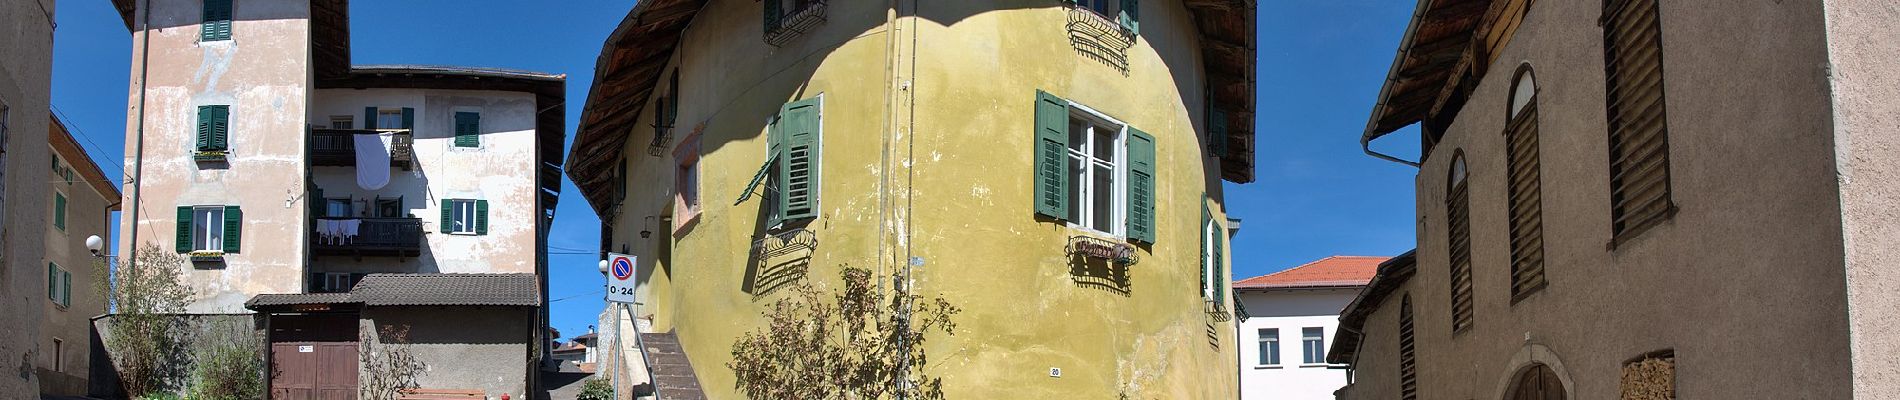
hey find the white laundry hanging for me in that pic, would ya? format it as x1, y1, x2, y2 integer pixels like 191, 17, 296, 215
355, 133, 392, 190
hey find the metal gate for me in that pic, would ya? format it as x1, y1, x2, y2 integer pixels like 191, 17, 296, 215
271, 341, 358, 400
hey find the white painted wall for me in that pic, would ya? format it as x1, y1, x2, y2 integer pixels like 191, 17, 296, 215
1236, 288, 1360, 400
307, 88, 540, 275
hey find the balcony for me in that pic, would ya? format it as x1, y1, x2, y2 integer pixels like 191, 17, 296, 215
310, 129, 414, 169
311, 217, 423, 258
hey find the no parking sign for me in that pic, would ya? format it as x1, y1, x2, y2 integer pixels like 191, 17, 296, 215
605, 253, 637, 304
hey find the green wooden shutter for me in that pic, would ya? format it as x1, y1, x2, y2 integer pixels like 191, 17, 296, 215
53, 193, 67, 231
48, 263, 58, 301
778, 98, 821, 222
1214, 216, 1226, 307
1200, 202, 1210, 299
201, 0, 232, 41
475, 200, 489, 235
764, 0, 782, 33
1119, 0, 1140, 35
441, 199, 454, 233
310, 186, 324, 216
1033, 90, 1071, 220
176, 206, 194, 253
455, 112, 480, 148
1126, 128, 1156, 243
61, 270, 71, 307
197, 106, 230, 151
365, 107, 378, 129
223, 206, 242, 253
1208, 107, 1229, 158
401, 107, 415, 130
764, 118, 786, 228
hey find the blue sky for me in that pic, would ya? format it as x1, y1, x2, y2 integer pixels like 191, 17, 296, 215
52, 0, 1420, 342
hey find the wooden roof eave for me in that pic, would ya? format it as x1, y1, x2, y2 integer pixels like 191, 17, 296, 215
1360, 0, 1495, 167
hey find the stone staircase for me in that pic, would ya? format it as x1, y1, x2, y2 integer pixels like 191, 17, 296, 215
638, 331, 707, 400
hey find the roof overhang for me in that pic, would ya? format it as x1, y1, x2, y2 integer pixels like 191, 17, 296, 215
565, 1, 1259, 215
246, 273, 542, 313
1360, 0, 1498, 164
1326, 250, 1417, 365
48, 113, 124, 210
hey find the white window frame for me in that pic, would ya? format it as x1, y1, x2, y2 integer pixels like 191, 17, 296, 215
1301, 327, 1327, 365
1258, 328, 1280, 366
375, 109, 403, 130
330, 115, 353, 130
1203, 218, 1218, 299
1064, 102, 1128, 238
324, 198, 352, 218
449, 199, 478, 234
192, 206, 225, 252
323, 272, 353, 292
48, 263, 69, 308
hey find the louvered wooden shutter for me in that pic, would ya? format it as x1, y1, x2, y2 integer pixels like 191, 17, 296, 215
455, 112, 480, 147
1506, 104, 1547, 299
54, 193, 66, 230
201, 0, 232, 41
48, 263, 58, 301
1603, 0, 1673, 238
440, 199, 454, 233
476, 200, 489, 235
1207, 107, 1228, 158
176, 206, 194, 253
778, 98, 821, 222
1033, 91, 1071, 219
1126, 128, 1156, 243
198, 105, 229, 151
763, 0, 782, 33
1400, 295, 1417, 400
401, 107, 416, 130
61, 270, 71, 306
365, 107, 378, 129
1119, 0, 1140, 34
1448, 173, 1474, 333
1200, 202, 1211, 299
223, 206, 241, 253
1213, 216, 1226, 307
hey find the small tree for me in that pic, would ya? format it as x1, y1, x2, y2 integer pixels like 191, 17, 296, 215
188, 318, 264, 400
729, 266, 961, 400
106, 245, 194, 397
360, 324, 427, 399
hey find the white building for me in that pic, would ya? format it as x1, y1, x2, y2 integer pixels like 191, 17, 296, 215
1234, 256, 1384, 399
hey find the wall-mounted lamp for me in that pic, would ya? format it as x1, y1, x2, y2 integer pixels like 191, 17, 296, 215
597, 259, 609, 275
640, 216, 656, 239
85, 235, 107, 257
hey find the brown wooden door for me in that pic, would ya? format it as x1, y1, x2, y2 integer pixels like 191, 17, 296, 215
272, 341, 358, 400
1509, 364, 1566, 400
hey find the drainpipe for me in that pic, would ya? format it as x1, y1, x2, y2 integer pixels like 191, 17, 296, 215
125, 0, 154, 266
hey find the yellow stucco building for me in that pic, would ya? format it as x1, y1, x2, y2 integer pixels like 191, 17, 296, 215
567, 1, 1255, 398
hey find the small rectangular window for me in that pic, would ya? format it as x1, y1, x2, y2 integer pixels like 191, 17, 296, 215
323, 272, 354, 293
1302, 327, 1325, 365
325, 198, 352, 218
450, 199, 477, 234
1257, 328, 1280, 366
377, 109, 404, 130
453, 112, 481, 148
330, 115, 353, 129
192, 206, 225, 252
376, 197, 403, 218
201, 0, 232, 41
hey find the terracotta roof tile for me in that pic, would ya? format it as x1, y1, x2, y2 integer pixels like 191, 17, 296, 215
1232, 255, 1385, 289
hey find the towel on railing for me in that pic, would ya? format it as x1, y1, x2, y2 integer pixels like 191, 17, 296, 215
355, 133, 392, 190
316, 219, 364, 245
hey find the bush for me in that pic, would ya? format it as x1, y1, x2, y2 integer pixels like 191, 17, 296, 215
187, 318, 263, 400
577, 377, 613, 400
728, 266, 960, 400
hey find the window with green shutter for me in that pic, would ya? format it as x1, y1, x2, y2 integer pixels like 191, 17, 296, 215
454, 112, 481, 147
197, 105, 229, 152
442, 199, 486, 234
48, 263, 59, 303
61, 270, 71, 307
201, 0, 232, 41
1125, 129, 1155, 243
179, 205, 232, 253
53, 192, 66, 231
1032, 91, 1071, 220
176, 206, 194, 253
223, 205, 242, 253
1033, 90, 1150, 241
1201, 200, 1225, 304
777, 97, 821, 222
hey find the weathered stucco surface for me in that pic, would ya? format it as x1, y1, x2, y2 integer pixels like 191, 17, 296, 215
1823, 0, 1900, 397
601, 2, 1236, 398
40, 121, 118, 395
363, 306, 533, 399
1, 0, 55, 396
1345, 1, 1857, 399
119, 0, 312, 313
309, 89, 541, 275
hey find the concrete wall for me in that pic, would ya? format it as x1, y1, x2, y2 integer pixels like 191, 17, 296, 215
39, 131, 116, 396
1235, 288, 1357, 399
0, 0, 55, 396
1346, 1, 1849, 399
307, 88, 541, 275
600, 1, 1234, 398
119, 0, 313, 313
364, 306, 532, 399
1822, 0, 1900, 397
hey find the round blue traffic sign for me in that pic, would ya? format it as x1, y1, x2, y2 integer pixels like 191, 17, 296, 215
611, 257, 634, 281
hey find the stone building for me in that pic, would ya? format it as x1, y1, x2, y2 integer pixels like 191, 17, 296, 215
39, 115, 121, 396
1329, 1, 1900, 399
106, 0, 565, 396
0, 0, 57, 396
566, 1, 1256, 398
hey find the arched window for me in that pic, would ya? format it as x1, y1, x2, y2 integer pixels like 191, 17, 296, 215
1447, 152, 1473, 333
1508, 363, 1567, 400
1399, 295, 1417, 400
1505, 66, 1547, 302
